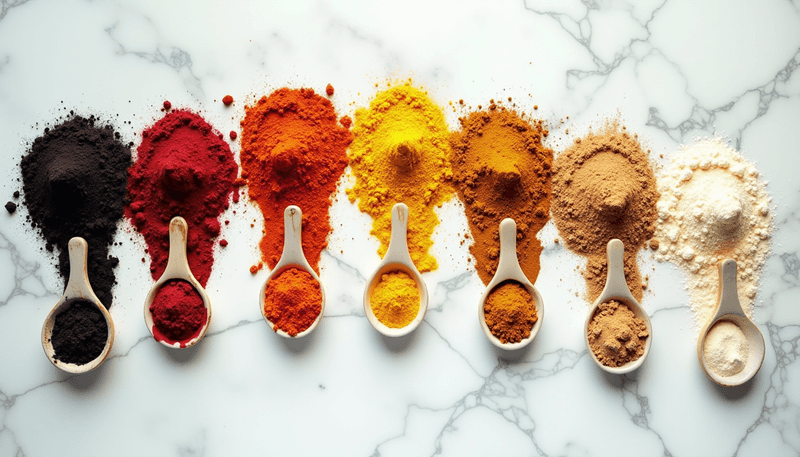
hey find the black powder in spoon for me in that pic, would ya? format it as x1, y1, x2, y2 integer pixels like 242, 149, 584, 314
21, 116, 131, 308
51, 298, 108, 365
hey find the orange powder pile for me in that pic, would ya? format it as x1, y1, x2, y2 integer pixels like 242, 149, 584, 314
240, 87, 351, 271
451, 106, 552, 285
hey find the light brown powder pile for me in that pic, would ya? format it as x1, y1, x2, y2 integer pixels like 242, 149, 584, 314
551, 123, 659, 301
587, 300, 649, 367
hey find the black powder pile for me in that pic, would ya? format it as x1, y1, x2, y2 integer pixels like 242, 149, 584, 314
21, 116, 131, 308
51, 298, 108, 365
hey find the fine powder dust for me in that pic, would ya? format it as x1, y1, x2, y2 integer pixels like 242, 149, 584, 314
703, 320, 749, 377
652, 138, 772, 326
483, 280, 537, 344
451, 107, 552, 285
587, 300, 649, 367
551, 123, 659, 302
347, 82, 454, 273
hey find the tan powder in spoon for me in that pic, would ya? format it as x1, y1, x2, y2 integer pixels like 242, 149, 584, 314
551, 122, 659, 302
587, 300, 649, 367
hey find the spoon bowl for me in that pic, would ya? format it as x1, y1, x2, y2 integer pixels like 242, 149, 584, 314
260, 206, 325, 338
364, 203, 428, 338
478, 218, 544, 350
697, 259, 765, 387
143, 217, 212, 349
585, 239, 652, 374
41, 237, 115, 373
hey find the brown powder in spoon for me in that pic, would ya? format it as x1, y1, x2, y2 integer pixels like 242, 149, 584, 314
551, 122, 659, 302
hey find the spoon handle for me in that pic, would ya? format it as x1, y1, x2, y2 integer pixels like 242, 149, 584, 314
384, 203, 413, 265
64, 237, 95, 300
715, 259, 744, 318
281, 205, 306, 265
496, 218, 523, 279
162, 216, 191, 280
602, 239, 635, 301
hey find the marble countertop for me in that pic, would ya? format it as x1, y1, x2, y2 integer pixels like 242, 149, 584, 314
1, 0, 799, 455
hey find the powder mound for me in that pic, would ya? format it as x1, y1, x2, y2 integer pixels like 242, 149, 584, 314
263, 268, 322, 336
126, 109, 238, 287
451, 107, 552, 285
51, 298, 108, 365
370, 270, 421, 328
551, 123, 659, 302
483, 280, 537, 344
653, 138, 772, 326
587, 300, 648, 367
5, 201, 16, 214
703, 320, 749, 377
21, 116, 131, 308
150, 279, 207, 343
347, 83, 454, 272
241, 87, 351, 272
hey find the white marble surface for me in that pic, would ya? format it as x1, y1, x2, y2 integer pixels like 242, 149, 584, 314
0, 0, 799, 455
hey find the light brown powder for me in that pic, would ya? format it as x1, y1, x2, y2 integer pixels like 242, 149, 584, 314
551, 122, 659, 301
587, 300, 649, 367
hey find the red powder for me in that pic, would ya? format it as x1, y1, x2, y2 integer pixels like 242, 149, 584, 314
250, 263, 263, 275
240, 88, 351, 272
263, 268, 322, 336
126, 109, 238, 286
222, 95, 234, 106
150, 279, 207, 346
219, 239, 228, 247
325, 84, 334, 96
340, 116, 352, 129
229, 130, 237, 140
163, 100, 172, 110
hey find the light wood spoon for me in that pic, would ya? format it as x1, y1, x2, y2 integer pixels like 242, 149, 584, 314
143, 216, 211, 348
697, 259, 765, 386
584, 239, 653, 374
364, 202, 429, 337
478, 218, 544, 350
41, 237, 114, 373
259, 205, 325, 338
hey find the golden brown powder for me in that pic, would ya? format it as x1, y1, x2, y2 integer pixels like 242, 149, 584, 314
587, 300, 648, 367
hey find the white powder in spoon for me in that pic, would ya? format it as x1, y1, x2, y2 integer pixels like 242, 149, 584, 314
703, 321, 749, 377
652, 138, 773, 328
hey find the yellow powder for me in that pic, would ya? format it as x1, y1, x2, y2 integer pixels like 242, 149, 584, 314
370, 271, 421, 328
347, 83, 454, 272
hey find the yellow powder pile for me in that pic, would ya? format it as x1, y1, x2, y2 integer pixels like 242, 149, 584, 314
483, 280, 538, 344
347, 82, 454, 272
370, 271, 421, 328
551, 122, 659, 302
587, 300, 649, 367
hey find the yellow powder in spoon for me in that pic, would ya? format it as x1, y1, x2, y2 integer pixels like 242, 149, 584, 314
370, 271, 420, 328
347, 82, 454, 272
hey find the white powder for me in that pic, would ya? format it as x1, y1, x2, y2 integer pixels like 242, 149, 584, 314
703, 321, 749, 377
653, 138, 773, 327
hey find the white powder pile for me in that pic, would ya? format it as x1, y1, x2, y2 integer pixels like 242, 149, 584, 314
653, 138, 773, 327
703, 321, 749, 377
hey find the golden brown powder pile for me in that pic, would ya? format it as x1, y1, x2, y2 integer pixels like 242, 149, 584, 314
551, 123, 659, 301
451, 106, 552, 285
587, 300, 649, 367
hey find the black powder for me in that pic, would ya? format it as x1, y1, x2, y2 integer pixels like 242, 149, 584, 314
4, 201, 15, 214
51, 298, 108, 365
21, 116, 131, 308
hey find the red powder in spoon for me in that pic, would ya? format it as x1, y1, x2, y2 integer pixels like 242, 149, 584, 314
126, 109, 238, 286
150, 279, 207, 345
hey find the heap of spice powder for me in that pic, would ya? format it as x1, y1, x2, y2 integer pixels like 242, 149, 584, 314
370, 270, 421, 328
451, 106, 552, 285
587, 300, 649, 367
550, 123, 659, 302
347, 82, 454, 272
240, 87, 351, 272
126, 109, 238, 286
264, 268, 322, 336
149, 279, 207, 346
483, 280, 538, 344
21, 115, 131, 308
50, 298, 108, 365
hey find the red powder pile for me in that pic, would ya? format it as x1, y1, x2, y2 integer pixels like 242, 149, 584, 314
127, 109, 238, 286
263, 268, 322, 336
240, 88, 351, 271
150, 279, 207, 345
